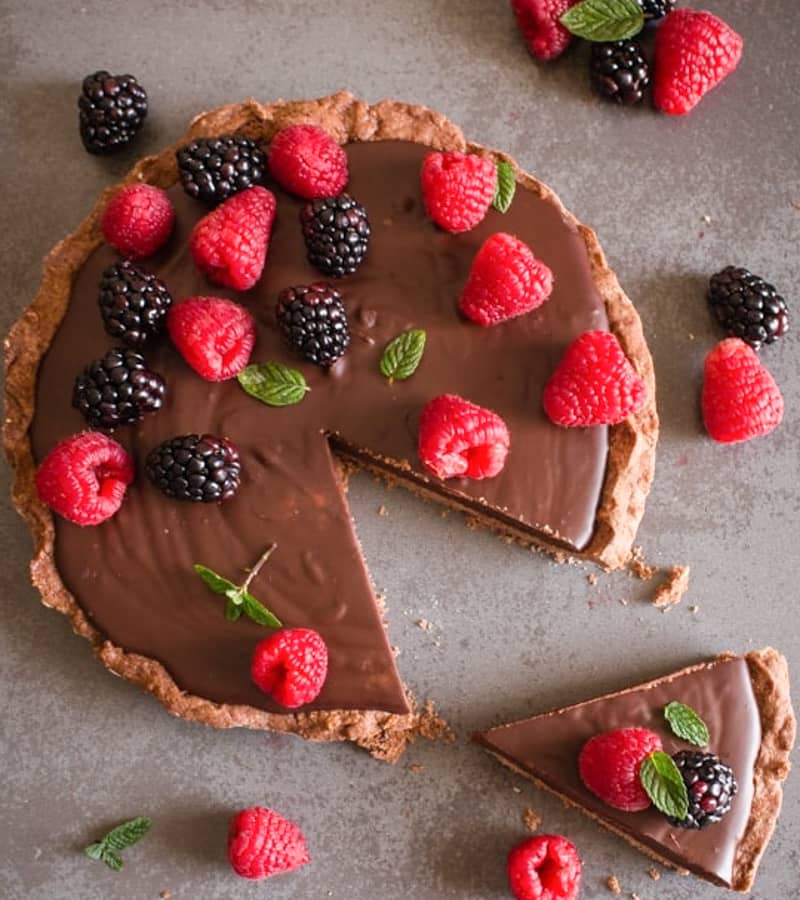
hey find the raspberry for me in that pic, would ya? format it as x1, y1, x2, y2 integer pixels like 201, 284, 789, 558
101, 184, 175, 260
35, 432, 134, 526
190, 186, 276, 290
420, 152, 497, 233
511, 0, 579, 61
167, 296, 255, 381
418, 394, 510, 481
269, 124, 348, 199
653, 9, 744, 116
702, 338, 783, 444
507, 834, 582, 900
543, 330, 647, 427
228, 806, 310, 880
578, 727, 662, 812
251, 628, 329, 709
459, 233, 553, 327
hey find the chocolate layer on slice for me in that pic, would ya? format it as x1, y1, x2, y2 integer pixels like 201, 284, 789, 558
5, 95, 657, 756
475, 647, 795, 891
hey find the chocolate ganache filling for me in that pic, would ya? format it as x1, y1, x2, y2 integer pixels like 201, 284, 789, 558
30, 140, 609, 716
475, 656, 762, 888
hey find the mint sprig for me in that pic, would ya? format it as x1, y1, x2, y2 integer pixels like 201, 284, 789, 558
664, 701, 710, 747
560, 0, 644, 42
238, 362, 310, 407
195, 544, 282, 628
492, 160, 516, 214
380, 329, 426, 382
639, 750, 689, 820
85, 816, 151, 871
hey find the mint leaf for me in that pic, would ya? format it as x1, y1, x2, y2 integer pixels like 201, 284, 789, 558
224, 598, 243, 622
664, 702, 710, 747
103, 816, 152, 851
240, 591, 283, 628
492, 160, 516, 214
85, 817, 151, 871
560, 0, 644, 41
640, 751, 689, 820
380, 329, 426, 382
238, 362, 309, 407
194, 564, 237, 595
195, 546, 282, 628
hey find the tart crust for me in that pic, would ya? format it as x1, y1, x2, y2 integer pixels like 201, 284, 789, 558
3, 93, 657, 757
477, 647, 795, 892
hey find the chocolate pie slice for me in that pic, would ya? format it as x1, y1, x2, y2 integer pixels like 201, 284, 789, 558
475, 647, 795, 891
4, 94, 657, 758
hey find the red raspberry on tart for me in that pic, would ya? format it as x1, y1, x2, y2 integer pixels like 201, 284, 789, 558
269, 124, 348, 199
418, 394, 510, 480
578, 727, 662, 812
190, 185, 276, 290
35, 432, 134, 526
543, 330, 647, 427
101, 184, 174, 259
459, 232, 553, 327
251, 628, 329, 709
420, 151, 497, 233
167, 296, 256, 381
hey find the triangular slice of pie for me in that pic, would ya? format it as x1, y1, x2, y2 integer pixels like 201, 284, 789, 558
474, 648, 795, 892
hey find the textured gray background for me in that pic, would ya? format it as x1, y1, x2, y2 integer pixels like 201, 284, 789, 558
2, 1, 799, 897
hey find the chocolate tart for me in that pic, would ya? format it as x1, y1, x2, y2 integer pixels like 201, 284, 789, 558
475, 647, 796, 891
4, 93, 657, 759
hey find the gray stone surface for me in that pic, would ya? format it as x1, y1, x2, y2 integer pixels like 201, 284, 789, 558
2, 0, 798, 897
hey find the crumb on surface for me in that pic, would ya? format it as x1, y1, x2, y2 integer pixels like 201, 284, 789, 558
522, 807, 541, 832
629, 545, 658, 581
415, 618, 433, 631
512, 785, 522, 794
606, 874, 621, 894
587, 573, 599, 586
648, 866, 661, 881
652, 565, 690, 609
377, 504, 388, 516
408, 763, 425, 773
159, 892, 171, 900
689, 604, 700, 615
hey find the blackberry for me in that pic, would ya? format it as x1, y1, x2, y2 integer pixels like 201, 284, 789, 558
667, 751, 738, 829
146, 434, 241, 503
176, 135, 267, 203
98, 260, 173, 348
277, 283, 350, 367
78, 70, 148, 154
73, 347, 165, 431
590, 40, 650, 105
708, 266, 789, 350
300, 194, 371, 278
638, 0, 676, 21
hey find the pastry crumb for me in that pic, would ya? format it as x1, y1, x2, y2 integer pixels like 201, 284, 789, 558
587, 573, 599, 586
512, 785, 522, 794
522, 807, 541, 832
689, 604, 700, 615
647, 866, 661, 881
630, 893, 640, 900
618, 597, 628, 607
377, 504, 388, 516
606, 875, 621, 894
652, 564, 690, 609
415, 618, 433, 631
159, 892, 171, 900
408, 763, 425, 773
629, 546, 657, 581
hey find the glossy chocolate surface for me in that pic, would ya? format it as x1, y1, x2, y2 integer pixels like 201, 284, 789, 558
476, 656, 762, 887
30, 141, 609, 715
